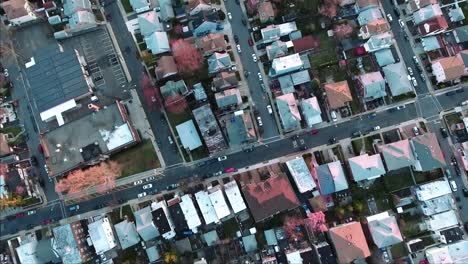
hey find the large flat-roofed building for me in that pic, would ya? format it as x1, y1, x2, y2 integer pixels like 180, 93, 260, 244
52, 222, 93, 264
41, 102, 140, 176
414, 179, 451, 201
285, 157, 316, 193
151, 201, 176, 240
25, 47, 93, 127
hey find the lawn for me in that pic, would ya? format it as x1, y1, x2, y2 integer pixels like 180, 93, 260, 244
351, 136, 377, 155
461, 2, 468, 24
351, 138, 363, 155
349, 178, 393, 212
390, 243, 408, 259
413, 168, 444, 184
384, 167, 415, 192
309, 32, 338, 67
166, 110, 192, 132
121, 204, 134, 221
318, 64, 347, 84
111, 140, 160, 178
219, 218, 239, 239
332, 145, 345, 163
392, 92, 416, 102
444, 112, 462, 129
121, 0, 133, 13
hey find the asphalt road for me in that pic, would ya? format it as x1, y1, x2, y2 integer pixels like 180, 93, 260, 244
224, 1, 280, 140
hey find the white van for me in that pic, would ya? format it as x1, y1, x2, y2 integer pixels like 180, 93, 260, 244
450, 180, 458, 192
331, 111, 337, 122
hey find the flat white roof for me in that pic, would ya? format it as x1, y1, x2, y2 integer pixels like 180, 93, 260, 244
421, 194, 455, 216
224, 181, 247, 213
272, 53, 302, 72
424, 210, 458, 231
195, 191, 219, 225
180, 194, 202, 233
40, 99, 77, 126
104, 123, 134, 151
88, 218, 117, 255
278, 22, 298, 35
426, 240, 468, 264
366, 211, 390, 222
286, 157, 316, 193
208, 186, 230, 220
415, 179, 452, 201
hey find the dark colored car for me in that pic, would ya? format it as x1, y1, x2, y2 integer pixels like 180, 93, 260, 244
309, 129, 319, 135
248, 38, 254, 46
42, 219, 52, 225
37, 144, 44, 154
197, 161, 207, 167
463, 188, 468, 197
16, 212, 25, 218
464, 222, 468, 233
352, 131, 361, 138
30, 156, 38, 166
456, 88, 464, 93
300, 145, 308, 151
446, 91, 456, 96
328, 137, 337, 145
234, 35, 239, 44
440, 127, 448, 138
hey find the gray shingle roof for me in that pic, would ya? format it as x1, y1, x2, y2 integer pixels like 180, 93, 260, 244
382, 62, 412, 97
379, 139, 415, 171
368, 215, 403, 248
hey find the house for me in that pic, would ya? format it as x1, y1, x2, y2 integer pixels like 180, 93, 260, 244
25, 48, 92, 127
114, 220, 141, 250
421, 36, 443, 52
138, 11, 163, 37
425, 240, 468, 264
357, 7, 383, 26
355, 0, 379, 12
65, 8, 97, 35
379, 139, 415, 171
1, 0, 37, 27
159, 0, 175, 21
146, 246, 161, 262
324, 81, 353, 109
382, 62, 413, 97
16, 239, 60, 264
224, 110, 256, 146
278, 75, 294, 94
258, 1, 275, 23
208, 52, 232, 74
300, 97, 322, 128
269, 53, 303, 77
449, 5, 465, 23
364, 31, 393, 52
212, 71, 238, 91
407, 0, 437, 13
41, 102, 139, 177
154, 56, 178, 81
187, 0, 212, 16
424, 210, 459, 231
411, 133, 446, 172
179, 194, 202, 233
195, 190, 220, 225
145, 31, 170, 55
130, 0, 150, 13
348, 153, 386, 182
192, 9, 220, 37
357, 71, 387, 101
415, 179, 452, 201
291, 70, 311, 86
276, 93, 301, 132
166, 197, 190, 235
160, 80, 189, 99
52, 223, 93, 264
193, 104, 227, 154
292, 35, 320, 53
314, 242, 337, 264
134, 206, 159, 241
224, 180, 247, 214
420, 194, 455, 215
315, 161, 349, 195
261, 22, 298, 44
286, 247, 320, 264
286, 157, 317, 193
176, 120, 203, 151
240, 173, 300, 222
196, 33, 227, 56
417, 16, 448, 36
359, 19, 390, 39
413, 4, 442, 25
215, 88, 241, 110
208, 185, 231, 220
453, 25, 468, 44
366, 212, 403, 248
328, 222, 371, 264
88, 217, 117, 255
151, 201, 176, 239
431, 54, 465, 83
193, 83, 208, 102
0, 133, 12, 157
374, 48, 395, 67
266, 40, 289, 60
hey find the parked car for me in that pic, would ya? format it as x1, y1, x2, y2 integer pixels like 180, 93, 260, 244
30, 156, 38, 166
450, 180, 458, 192
330, 110, 337, 122
440, 127, 448, 138
257, 116, 263, 126
267, 105, 272, 114
234, 35, 239, 43
225, 167, 236, 173
462, 188, 468, 197
37, 144, 44, 154
143, 184, 152, 190
168, 136, 174, 144
197, 161, 207, 167
134, 180, 143, 185
456, 88, 464, 93
328, 137, 337, 145
42, 219, 52, 225
446, 91, 456, 96
248, 38, 254, 46
373, 126, 381, 131
27, 210, 36, 216
243, 146, 254, 152
243, 70, 249, 77
310, 129, 319, 135
257, 72, 263, 81
217, 156, 227, 161
420, 73, 426, 81
227, 12, 232, 20
213, 171, 222, 176
146, 176, 155, 181
411, 77, 418, 87
69, 205, 80, 211
412, 127, 420, 136
407, 67, 413, 76
166, 183, 179, 190
398, 19, 404, 28
236, 44, 242, 53
352, 131, 361, 138
445, 168, 452, 179
396, 105, 406, 110
16, 212, 25, 218
386, 13, 393, 22
252, 53, 257, 62
138, 192, 147, 198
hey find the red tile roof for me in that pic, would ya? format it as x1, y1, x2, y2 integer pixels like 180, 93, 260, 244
324, 81, 353, 109
292, 36, 320, 53
418, 16, 448, 36
329, 222, 371, 263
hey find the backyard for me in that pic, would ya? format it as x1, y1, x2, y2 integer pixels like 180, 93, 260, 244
349, 178, 393, 213
120, 0, 133, 13
351, 134, 380, 155
383, 167, 415, 192
111, 140, 160, 178
444, 112, 462, 130
309, 32, 338, 67
413, 168, 444, 184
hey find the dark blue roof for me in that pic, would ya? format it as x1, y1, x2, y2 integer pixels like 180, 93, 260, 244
316, 164, 334, 195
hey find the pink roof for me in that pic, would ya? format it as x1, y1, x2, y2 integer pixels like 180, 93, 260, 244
380, 139, 413, 160
329, 222, 371, 263
349, 153, 382, 169
358, 71, 384, 85
277, 93, 301, 121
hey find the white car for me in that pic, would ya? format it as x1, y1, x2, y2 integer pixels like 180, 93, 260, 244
227, 12, 232, 20
450, 180, 458, 192
386, 13, 393, 22
27, 210, 36, 216
138, 192, 147, 198
213, 171, 223, 176
236, 44, 242, 53
134, 180, 143, 185
257, 72, 263, 81
267, 105, 272, 114
146, 176, 155, 181
412, 126, 420, 136
143, 184, 152, 190
411, 77, 418, 87
217, 156, 227, 161
398, 19, 404, 28
373, 126, 381, 131
252, 53, 257, 62
168, 136, 174, 144
257, 116, 263, 126
407, 67, 413, 76
396, 105, 406, 110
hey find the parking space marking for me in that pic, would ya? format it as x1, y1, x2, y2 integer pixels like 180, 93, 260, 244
292, 140, 298, 148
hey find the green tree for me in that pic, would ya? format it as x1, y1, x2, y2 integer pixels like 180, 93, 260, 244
217, 10, 226, 20
353, 200, 364, 213
335, 207, 345, 218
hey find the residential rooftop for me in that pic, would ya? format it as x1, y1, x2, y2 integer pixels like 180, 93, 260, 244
424, 210, 458, 231
285, 157, 316, 193
367, 212, 403, 248
114, 220, 140, 250
180, 194, 202, 233
348, 153, 386, 181
195, 190, 219, 225
420, 194, 455, 216
415, 179, 452, 201
88, 217, 117, 255
329, 222, 371, 264
379, 139, 415, 171
224, 180, 247, 214
208, 185, 231, 220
